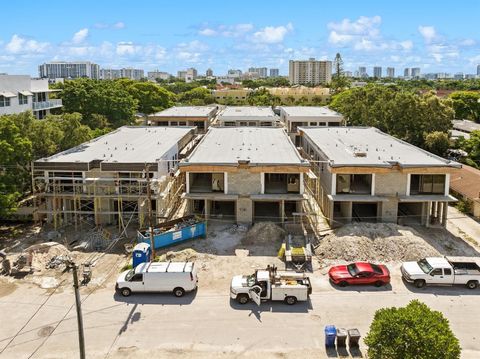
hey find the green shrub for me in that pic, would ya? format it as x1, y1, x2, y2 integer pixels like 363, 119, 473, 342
364, 300, 461, 359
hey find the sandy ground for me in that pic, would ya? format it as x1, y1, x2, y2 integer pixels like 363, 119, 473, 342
0, 220, 479, 358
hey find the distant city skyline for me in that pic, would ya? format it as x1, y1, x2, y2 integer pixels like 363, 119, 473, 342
0, 0, 479, 76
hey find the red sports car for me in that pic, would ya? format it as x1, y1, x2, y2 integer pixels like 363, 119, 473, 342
329, 262, 390, 287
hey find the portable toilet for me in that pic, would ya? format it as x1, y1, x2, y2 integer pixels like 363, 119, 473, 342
132, 242, 151, 268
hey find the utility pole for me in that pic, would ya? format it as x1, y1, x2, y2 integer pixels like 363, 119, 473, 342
71, 262, 85, 359
145, 164, 156, 261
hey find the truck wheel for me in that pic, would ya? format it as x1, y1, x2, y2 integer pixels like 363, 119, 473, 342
236, 294, 249, 304
173, 287, 185, 297
374, 281, 384, 287
414, 280, 426, 288
339, 281, 348, 287
120, 288, 131, 297
285, 296, 297, 305
466, 281, 478, 290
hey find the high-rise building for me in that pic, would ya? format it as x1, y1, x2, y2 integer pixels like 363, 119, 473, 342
411, 68, 421, 78
358, 67, 367, 78
269, 68, 280, 78
177, 70, 187, 79
248, 67, 268, 78
288, 58, 332, 85
206, 68, 213, 77
404, 68, 411, 78
373, 66, 382, 78
100, 68, 144, 80
386, 67, 395, 78
227, 69, 242, 77
147, 71, 170, 82
39, 61, 100, 79
185, 68, 198, 83
477, 64, 480, 76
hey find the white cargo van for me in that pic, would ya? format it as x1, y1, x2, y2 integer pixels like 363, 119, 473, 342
116, 261, 198, 297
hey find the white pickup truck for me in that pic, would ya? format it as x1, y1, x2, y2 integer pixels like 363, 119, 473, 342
401, 256, 480, 289
230, 265, 312, 305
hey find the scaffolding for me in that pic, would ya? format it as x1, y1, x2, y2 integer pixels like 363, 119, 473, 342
32, 167, 185, 232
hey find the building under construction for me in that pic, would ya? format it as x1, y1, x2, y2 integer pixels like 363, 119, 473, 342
33, 126, 196, 230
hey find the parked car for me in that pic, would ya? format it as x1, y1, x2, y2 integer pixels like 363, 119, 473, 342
401, 257, 480, 289
116, 261, 198, 297
329, 262, 390, 287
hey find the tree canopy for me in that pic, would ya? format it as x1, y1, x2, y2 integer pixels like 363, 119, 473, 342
330, 85, 453, 148
364, 300, 461, 359
178, 87, 215, 105
58, 79, 138, 128
119, 80, 176, 114
448, 91, 480, 122
246, 88, 281, 106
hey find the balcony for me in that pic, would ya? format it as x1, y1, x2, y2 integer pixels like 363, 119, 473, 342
32, 99, 63, 111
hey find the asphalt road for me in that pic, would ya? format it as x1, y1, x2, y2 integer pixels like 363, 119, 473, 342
0, 265, 479, 359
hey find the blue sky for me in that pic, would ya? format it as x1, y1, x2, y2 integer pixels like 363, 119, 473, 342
1, 0, 479, 76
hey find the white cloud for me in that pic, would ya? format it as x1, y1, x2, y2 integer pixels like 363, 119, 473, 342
198, 23, 254, 37
94, 22, 125, 30
400, 40, 413, 50
5, 34, 49, 54
252, 23, 293, 44
113, 22, 125, 29
116, 41, 140, 55
328, 16, 381, 42
72, 28, 89, 44
460, 39, 475, 46
418, 26, 436, 43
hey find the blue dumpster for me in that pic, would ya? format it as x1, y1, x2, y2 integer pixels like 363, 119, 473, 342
132, 242, 151, 268
325, 325, 337, 347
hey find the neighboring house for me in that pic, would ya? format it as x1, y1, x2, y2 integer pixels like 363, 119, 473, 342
267, 86, 331, 104
33, 127, 196, 227
0, 75, 62, 119
178, 127, 310, 224
451, 119, 480, 140
215, 106, 280, 127
279, 106, 344, 144
450, 164, 480, 218
148, 106, 219, 133
213, 88, 252, 102
299, 127, 461, 227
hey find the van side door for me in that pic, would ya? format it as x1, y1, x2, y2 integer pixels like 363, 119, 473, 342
128, 273, 145, 293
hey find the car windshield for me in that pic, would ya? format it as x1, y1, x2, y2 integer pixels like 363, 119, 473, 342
246, 274, 256, 287
125, 269, 135, 281
370, 264, 383, 274
417, 259, 433, 274
347, 264, 359, 276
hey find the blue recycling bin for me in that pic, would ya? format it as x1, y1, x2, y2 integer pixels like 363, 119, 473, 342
325, 325, 337, 347
132, 242, 151, 268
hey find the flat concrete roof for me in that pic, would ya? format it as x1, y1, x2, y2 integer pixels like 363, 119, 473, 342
299, 127, 460, 168
182, 127, 307, 166
452, 119, 480, 133
36, 126, 194, 164
218, 106, 276, 121
280, 106, 343, 120
149, 106, 217, 118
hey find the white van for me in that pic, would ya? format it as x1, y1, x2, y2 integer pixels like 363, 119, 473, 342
116, 261, 198, 297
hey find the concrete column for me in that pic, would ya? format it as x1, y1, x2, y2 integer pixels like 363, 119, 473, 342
280, 200, 285, 223
186, 172, 190, 193
204, 199, 210, 219
442, 202, 448, 227
444, 174, 450, 196
260, 173, 265, 194
299, 173, 304, 194
371, 173, 376, 196
329, 200, 335, 226
224, 172, 228, 194
406, 174, 411, 196
425, 201, 431, 228
332, 173, 337, 195
436, 201, 442, 224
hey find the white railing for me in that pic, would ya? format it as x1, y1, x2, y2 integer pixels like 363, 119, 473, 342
32, 99, 63, 110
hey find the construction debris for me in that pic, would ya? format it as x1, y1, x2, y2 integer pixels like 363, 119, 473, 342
156, 248, 199, 262
243, 222, 285, 245
315, 223, 439, 262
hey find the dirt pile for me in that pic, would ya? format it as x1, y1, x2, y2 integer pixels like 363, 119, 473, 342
26, 242, 72, 270
315, 223, 439, 262
243, 222, 286, 245
156, 248, 199, 262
